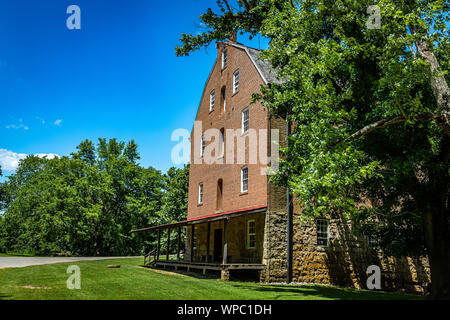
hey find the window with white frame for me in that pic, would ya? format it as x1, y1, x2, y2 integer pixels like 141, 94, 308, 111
247, 220, 256, 249
210, 89, 215, 111
233, 70, 239, 93
222, 48, 228, 68
242, 108, 249, 133
316, 219, 329, 246
201, 134, 206, 157
222, 87, 226, 112
241, 166, 248, 192
198, 183, 203, 204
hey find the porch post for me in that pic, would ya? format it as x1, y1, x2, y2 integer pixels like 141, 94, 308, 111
166, 228, 171, 261
190, 224, 195, 262
177, 226, 181, 261
156, 229, 161, 261
222, 219, 228, 265
206, 222, 211, 263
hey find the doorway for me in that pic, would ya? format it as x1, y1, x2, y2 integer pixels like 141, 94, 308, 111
213, 228, 223, 262
216, 179, 223, 212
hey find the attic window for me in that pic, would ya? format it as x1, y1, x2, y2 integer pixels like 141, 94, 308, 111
222, 48, 228, 68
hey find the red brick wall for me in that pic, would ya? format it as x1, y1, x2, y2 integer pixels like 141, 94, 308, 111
187, 42, 269, 219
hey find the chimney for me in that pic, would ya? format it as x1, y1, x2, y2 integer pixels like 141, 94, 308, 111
228, 30, 237, 44
216, 42, 225, 61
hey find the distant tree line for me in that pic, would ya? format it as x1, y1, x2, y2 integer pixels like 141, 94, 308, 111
0, 138, 189, 256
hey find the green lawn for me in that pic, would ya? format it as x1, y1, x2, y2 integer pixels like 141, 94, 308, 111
0, 257, 420, 300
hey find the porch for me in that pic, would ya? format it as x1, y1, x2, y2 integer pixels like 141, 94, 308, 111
131, 206, 267, 279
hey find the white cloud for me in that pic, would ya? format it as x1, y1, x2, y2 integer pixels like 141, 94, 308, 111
54, 119, 62, 126
36, 116, 46, 124
5, 124, 29, 130
34, 153, 59, 160
0, 149, 60, 172
0, 149, 27, 171
5, 119, 29, 130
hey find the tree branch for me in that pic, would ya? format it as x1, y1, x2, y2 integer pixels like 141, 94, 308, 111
223, 0, 233, 13
346, 113, 443, 142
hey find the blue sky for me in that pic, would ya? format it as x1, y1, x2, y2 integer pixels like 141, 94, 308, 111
0, 0, 268, 179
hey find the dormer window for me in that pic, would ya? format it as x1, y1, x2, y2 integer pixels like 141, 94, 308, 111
210, 90, 215, 111
233, 70, 239, 93
222, 48, 228, 68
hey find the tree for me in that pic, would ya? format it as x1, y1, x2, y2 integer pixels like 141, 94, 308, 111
157, 165, 190, 253
159, 166, 189, 223
176, 0, 449, 298
0, 139, 166, 256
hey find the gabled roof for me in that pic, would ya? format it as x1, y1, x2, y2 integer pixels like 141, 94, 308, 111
231, 43, 284, 85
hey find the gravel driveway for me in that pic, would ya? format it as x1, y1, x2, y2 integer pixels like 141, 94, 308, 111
0, 256, 139, 268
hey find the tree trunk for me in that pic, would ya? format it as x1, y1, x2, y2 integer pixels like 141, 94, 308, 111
414, 37, 450, 137
96, 236, 103, 256
423, 208, 450, 299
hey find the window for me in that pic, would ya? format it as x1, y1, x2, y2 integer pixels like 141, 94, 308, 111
368, 233, 379, 250
198, 183, 203, 204
316, 219, 329, 246
247, 220, 256, 249
242, 108, 249, 133
233, 70, 239, 93
216, 179, 223, 211
201, 134, 206, 157
221, 87, 226, 112
222, 48, 228, 68
219, 128, 225, 158
241, 166, 248, 192
210, 90, 215, 111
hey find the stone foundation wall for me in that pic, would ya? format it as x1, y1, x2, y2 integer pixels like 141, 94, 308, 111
261, 209, 287, 282
290, 215, 430, 293
263, 194, 431, 293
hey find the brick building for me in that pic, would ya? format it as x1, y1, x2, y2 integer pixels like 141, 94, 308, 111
133, 37, 430, 293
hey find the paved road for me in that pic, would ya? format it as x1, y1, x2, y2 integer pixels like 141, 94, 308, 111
0, 256, 140, 268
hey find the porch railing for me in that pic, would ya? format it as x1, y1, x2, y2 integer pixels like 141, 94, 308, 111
144, 248, 184, 266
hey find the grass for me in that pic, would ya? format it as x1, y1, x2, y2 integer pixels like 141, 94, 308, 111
0, 257, 421, 300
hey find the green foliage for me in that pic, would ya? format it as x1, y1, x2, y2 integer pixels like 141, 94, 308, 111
0, 139, 190, 256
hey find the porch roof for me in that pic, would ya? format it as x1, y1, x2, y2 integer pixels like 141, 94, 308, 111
131, 205, 267, 233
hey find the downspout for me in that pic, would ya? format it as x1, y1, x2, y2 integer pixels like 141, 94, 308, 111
286, 111, 293, 284
266, 114, 271, 282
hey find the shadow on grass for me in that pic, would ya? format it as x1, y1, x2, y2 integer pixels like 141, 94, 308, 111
0, 293, 13, 300
141, 265, 220, 280
229, 283, 421, 300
